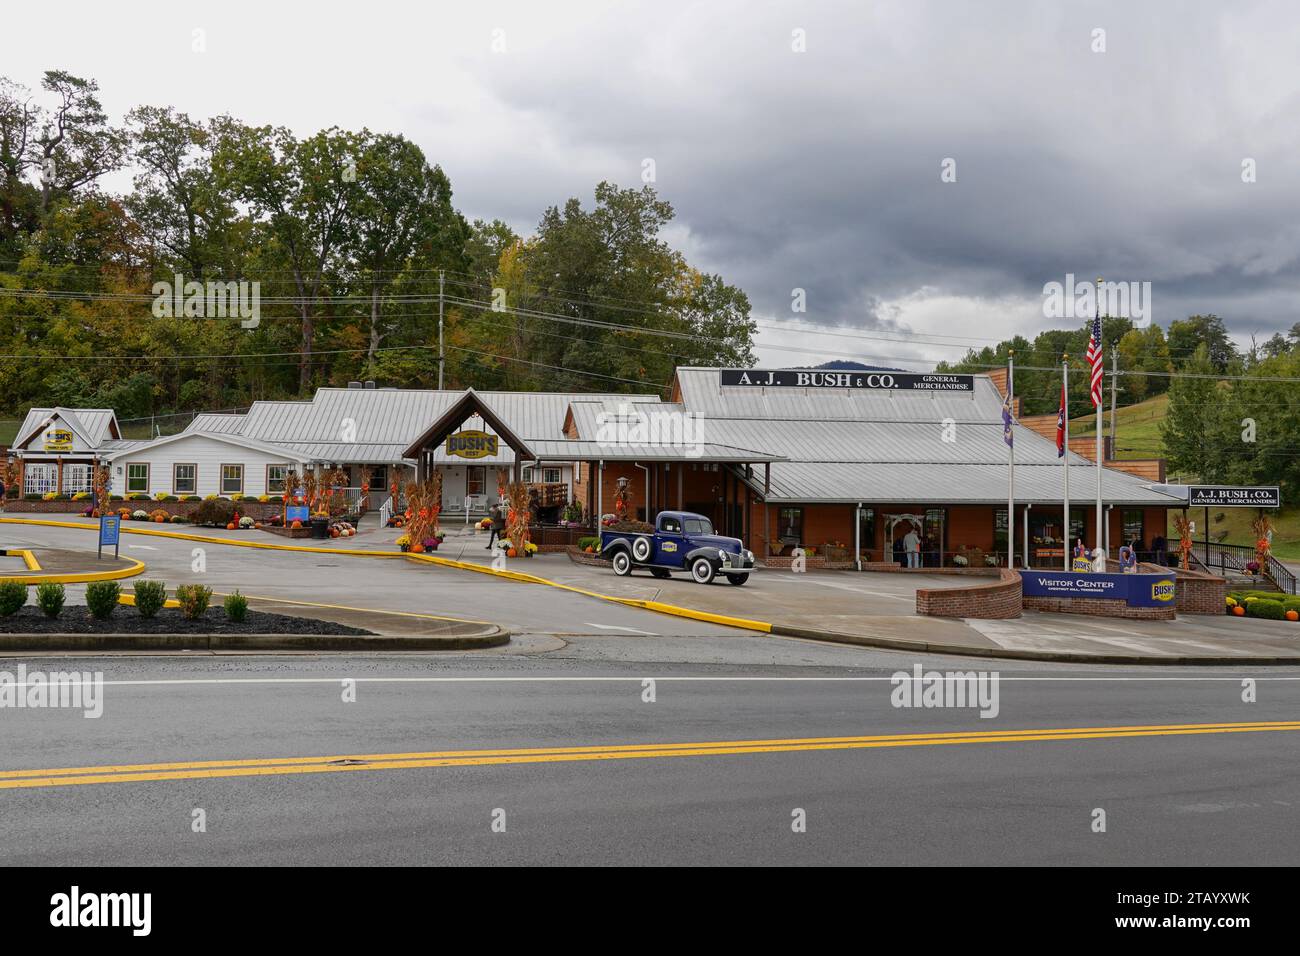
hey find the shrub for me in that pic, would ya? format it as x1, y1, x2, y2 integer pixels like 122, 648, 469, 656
35, 582, 65, 618
133, 580, 167, 618
1246, 598, 1286, 621
224, 591, 248, 623
176, 584, 212, 620
0, 580, 27, 616
85, 581, 121, 620
193, 497, 236, 527
577, 536, 599, 551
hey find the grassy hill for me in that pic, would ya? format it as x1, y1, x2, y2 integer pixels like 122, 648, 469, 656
1068, 393, 1168, 460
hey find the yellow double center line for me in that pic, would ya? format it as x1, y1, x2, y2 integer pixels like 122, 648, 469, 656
2, 720, 1297, 790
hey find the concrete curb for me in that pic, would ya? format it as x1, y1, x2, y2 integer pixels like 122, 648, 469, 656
0, 626, 510, 654
768, 623, 1300, 666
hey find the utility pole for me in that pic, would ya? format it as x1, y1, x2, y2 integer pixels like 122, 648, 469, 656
1109, 344, 1118, 461
438, 269, 445, 390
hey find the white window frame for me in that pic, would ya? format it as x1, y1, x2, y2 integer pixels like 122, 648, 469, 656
126, 463, 150, 495
63, 463, 93, 494
220, 464, 245, 496
266, 464, 289, 495
542, 467, 562, 484
24, 463, 57, 495
173, 463, 198, 496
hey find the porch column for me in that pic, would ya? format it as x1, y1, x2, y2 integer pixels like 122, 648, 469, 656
676, 463, 683, 510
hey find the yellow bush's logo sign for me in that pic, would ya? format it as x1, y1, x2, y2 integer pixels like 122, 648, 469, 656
43, 428, 74, 451
446, 430, 499, 459
1151, 580, 1176, 602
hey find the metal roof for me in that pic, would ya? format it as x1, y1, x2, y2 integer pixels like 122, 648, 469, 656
750, 461, 1182, 505
185, 413, 247, 435
529, 439, 782, 462
15, 407, 119, 449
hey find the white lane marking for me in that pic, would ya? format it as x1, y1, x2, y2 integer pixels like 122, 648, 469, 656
127, 545, 159, 551
582, 622, 658, 635
13, 676, 1300, 688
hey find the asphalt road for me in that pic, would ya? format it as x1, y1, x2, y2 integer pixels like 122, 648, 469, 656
2, 520, 1298, 866
3, 651, 1298, 866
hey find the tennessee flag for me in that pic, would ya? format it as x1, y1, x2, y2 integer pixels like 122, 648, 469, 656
1002, 392, 1014, 448
1055, 382, 1067, 457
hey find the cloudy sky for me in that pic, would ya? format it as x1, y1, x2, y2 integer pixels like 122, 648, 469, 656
9, 0, 1300, 369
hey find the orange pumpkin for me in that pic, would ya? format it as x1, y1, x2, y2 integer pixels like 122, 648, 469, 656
1232, 606, 1246, 616
1286, 610, 1299, 622
155, 516, 165, 523
507, 548, 518, 557
226, 522, 235, 530
584, 546, 594, 553
291, 519, 302, 529
410, 543, 424, 553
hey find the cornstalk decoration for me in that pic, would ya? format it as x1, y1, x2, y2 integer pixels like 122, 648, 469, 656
0, 457, 19, 511
302, 472, 320, 515
1252, 513, 1273, 570
283, 468, 299, 523
323, 467, 349, 517
358, 466, 373, 512
1172, 512, 1194, 571
504, 480, 531, 555
404, 472, 443, 547
93, 464, 111, 518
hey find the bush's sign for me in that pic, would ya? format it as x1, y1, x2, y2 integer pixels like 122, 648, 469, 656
446, 430, 499, 459
42, 428, 74, 451
1188, 486, 1281, 509
1020, 570, 1176, 608
720, 370, 973, 392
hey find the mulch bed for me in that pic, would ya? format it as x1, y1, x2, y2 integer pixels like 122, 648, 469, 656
0, 606, 372, 635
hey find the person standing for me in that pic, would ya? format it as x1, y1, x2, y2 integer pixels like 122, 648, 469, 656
903, 526, 921, 569
485, 502, 504, 549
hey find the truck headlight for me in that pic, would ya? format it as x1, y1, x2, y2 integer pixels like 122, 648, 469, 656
743, 549, 753, 563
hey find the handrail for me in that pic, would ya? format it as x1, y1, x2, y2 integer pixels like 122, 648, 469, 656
1197, 540, 1296, 595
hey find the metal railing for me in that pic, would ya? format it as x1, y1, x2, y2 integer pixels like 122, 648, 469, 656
1194, 540, 1297, 595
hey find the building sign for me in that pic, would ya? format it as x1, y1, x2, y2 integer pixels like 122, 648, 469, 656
1188, 485, 1281, 509
446, 430, 499, 459
1020, 570, 1176, 608
43, 428, 74, 451
97, 514, 120, 560
720, 370, 974, 392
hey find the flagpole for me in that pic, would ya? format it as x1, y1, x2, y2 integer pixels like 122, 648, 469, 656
1095, 277, 1104, 560
1008, 352, 1015, 570
1062, 354, 1070, 572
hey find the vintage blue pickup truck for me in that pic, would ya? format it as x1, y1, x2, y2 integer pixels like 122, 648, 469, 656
598, 510, 756, 585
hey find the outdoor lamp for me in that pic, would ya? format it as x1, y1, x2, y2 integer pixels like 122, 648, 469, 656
616, 476, 629, 492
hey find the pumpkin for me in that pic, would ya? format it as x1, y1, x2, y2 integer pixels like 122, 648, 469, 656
226, 522, 236, 530
330, 529, 340, 538
291, 519, 302, 529
507, 548, 518, 557
1232, 605, 1246, 616
584, 546, 594, 553
1287, 610, 1299, 622
155, 516, 165, 523
410, 543, 424, 553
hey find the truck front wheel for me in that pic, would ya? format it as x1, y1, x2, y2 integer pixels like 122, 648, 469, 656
690, 557, 716, 585
611, 551, 632, 576
725, 573, 747, 586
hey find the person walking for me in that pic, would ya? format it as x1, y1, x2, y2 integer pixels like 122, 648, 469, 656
485, 502, 505, 549
903, 525, 921, 569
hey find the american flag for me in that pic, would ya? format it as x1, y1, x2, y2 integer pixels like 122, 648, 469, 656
1085, 313, 1104, 407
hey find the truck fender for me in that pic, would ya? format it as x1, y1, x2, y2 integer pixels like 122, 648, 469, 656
685, 546, 723, 565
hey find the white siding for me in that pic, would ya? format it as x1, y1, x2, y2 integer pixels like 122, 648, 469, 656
114, 435, 298, 498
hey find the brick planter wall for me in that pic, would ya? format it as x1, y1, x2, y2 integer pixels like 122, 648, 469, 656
916, 568, 1022, 619
4, 499, 295, 522
1174, 567, 1228, 615
1021, 594, 1177, 620
567, 545, 612, 567
761, 555, 855, 570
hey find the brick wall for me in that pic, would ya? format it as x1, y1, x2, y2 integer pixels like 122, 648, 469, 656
1174, 566, 1228, 615
1021, 594, 1177, 620
915, 568, 1022, 619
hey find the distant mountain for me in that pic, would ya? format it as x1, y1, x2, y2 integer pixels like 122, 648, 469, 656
811, 360, 907, 372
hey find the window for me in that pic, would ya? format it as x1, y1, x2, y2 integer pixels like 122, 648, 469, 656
174, 463, 197, 496
466, 466, 486, 497
24, 463, 56, 495
777, 507, 803, 541
1122, 509, 1145, 546
220, 464, 244, 496
266, 464, 288, 495
126, 463, 149, 494
367, 464, 387, 490
542, 467, 562, 484
993, 509, 1008, 558
63, 463, 92, 494
684, 516, 713, 535
858, 507, 875, 555
659, 515, 682, 534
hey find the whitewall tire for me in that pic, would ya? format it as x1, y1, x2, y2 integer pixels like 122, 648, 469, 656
691, 557, 716, 585
632, 536, 652, 562
612, 551, 633, 576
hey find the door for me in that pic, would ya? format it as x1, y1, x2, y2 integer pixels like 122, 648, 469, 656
655, 513, 686, 567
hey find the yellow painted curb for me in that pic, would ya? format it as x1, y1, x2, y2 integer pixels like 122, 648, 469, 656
118, 593, 182, 609
0, 516, 772, 633
0, 558, 146, 586
1, 549, 43, 571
